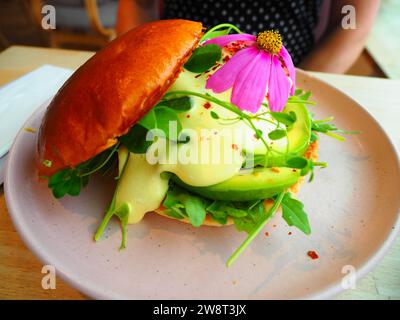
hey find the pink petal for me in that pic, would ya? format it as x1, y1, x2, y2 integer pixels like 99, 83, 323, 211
279, 45, 296, 96
231, 50, 271, 113
204, 34, 256, 48
268, 56, 291, 112
206, 47, 258, 93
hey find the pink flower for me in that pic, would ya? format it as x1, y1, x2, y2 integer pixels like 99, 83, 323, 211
205, 31, 295, 113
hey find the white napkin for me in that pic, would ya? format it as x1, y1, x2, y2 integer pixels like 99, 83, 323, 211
0, 64, 73, 184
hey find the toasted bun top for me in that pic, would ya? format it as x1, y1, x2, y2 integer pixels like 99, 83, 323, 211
37, 19, 203, 176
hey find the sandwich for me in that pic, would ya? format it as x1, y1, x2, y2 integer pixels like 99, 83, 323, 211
37, 20, 350, 266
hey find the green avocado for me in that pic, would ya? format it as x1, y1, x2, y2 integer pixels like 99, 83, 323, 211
172, 167, 301, 201
256, 103, 312, 167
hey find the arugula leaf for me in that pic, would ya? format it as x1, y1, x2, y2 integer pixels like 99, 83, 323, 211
184, 44, 222, 73
207, 201, 248, 225
233, 201, 267, 234
227, 192, 286, 267
179, 193, 207, 227
162, 185, 208, 227
281, 193, 311, 235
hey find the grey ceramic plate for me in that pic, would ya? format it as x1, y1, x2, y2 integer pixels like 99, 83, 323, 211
5, 71, 400, 299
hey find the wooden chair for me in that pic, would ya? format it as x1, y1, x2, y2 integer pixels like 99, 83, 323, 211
29, 0, 116, 49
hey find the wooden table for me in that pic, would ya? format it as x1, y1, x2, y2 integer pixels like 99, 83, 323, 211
0, 46, 399, 300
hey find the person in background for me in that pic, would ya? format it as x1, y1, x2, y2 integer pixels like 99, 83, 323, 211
116, 0, 380, 73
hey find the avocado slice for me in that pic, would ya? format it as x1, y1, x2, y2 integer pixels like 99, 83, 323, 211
257, 103, 311, 167
172, 167, 301, 201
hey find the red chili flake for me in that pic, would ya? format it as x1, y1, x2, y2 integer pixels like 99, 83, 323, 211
223, 55, 230, 63
186, 114, 190, 118
203, 102, 211, 109
195, 74, 202, 78
307, 251, 319, 260
231, 143, 238, 151
265, 232, 269, 237
288, 232, 292, 235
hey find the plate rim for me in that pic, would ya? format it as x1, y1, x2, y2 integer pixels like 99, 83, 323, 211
4, 70, 400, 300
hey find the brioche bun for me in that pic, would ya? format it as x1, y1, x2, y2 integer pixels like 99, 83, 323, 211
37, 19, 203, 177
154, 140, 319, 227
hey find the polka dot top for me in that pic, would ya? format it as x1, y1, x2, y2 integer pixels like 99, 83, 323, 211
162, 0, 323, 65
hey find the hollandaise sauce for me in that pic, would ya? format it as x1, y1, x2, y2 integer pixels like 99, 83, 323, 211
114, 69, 287, 224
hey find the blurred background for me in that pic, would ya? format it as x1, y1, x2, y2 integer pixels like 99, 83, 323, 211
0, 0, 399, 78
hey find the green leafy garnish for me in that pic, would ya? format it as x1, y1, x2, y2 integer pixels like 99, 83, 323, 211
210, 110, 219, 119
201, 23, 242, 42
311, 117, 361, 141
270, 112, 296, 127
158, 96, 192, 112
139, 106, 182, 140
120, 124, 152, 154
164, 90, 274, 154
162, 185, 207, 227
184, 44, 222, 73
207, 201, 248, 226
268, 129, 286, 140
286, 156, 327, 182
286, 89, 316, 105
94, 152, 131, 249
232, 201, 268, 234
47, 143, 119, 198
226, 192, 286, 267
281, 193, 311, 235
286, 156, 309, 169
120, 97, 190, 153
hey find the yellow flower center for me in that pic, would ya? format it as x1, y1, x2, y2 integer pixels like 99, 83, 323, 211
256, 30, 282, 54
